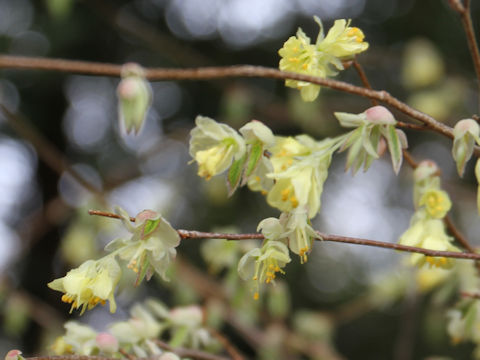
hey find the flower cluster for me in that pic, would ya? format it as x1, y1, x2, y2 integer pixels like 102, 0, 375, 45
279, 17, 369, 101
49, 208, 180, 314
189, 112, 407, 298
51, 300, 217, 360
398, 161, 459, 268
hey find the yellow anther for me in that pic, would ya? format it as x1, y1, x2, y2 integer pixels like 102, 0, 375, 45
275, 266, 280, 272
266, 278, 271, 284
253, 276, 258, 280
253, 292, 259, 300
269, 264, 275, 270
255, 176, 261, 182
261, 190, 267, 196
281, 188, 290, 201
290, 195, 298, 208
347, 28, 359, 36
289, 57, 300, 63
302, 63, 308, 70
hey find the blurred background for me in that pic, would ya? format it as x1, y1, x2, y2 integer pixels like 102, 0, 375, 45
1, 0, 480, 359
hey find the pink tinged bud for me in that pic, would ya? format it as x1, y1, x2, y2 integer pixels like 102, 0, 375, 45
135, 210, 159, 223
414, 160, 439, 182
377, 138, 387, 157
453, 119, 479, 137
96, 333, 119, 353
117, 78, 142, 100
364, 106, 396, 125
5, 350, 23, 360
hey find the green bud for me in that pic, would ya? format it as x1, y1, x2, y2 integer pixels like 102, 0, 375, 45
117, 63, 152, 135
452, 119, 480, 176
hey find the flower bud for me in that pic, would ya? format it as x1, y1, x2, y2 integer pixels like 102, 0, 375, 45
5, 350, 24, 360
117, 63, 152, 135
413, 160, 439, 182
452, 119, 480, 176
364, 106, 396, 125
95, 333, 119, 354
239, 120, 274, 146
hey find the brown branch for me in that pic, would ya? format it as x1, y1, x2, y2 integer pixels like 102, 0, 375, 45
209, 329, 245, 360
448, 0, 480, 110
88, 209, 480, 261
0, 55, 457, 141
352, 60, 378, 106
153, 339, 229, 360
444, 215, 475, 253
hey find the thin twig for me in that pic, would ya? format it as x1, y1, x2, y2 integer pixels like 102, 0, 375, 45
0, 55, 459, 142
153, 339, 229, 360
352, 60, 378, 106
0, 104, 105, 200
448, 0, 480, 111
87, 209, 480, 261
209, 329, 245, 360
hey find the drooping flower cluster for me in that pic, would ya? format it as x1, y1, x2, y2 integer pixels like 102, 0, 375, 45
398, 161, 459, 268
238, 218, 291, 300
48, 208, 180, 314
279, 17, 369, 101
189, 111, 407, 297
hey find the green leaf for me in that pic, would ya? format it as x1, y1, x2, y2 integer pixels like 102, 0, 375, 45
339, 127, 362, 152
169, 326, 189, 348
361, 125, 379, 158
383, 125, 402, 174
227, 154, 246, 196
242, 142, 264, 185
345, 137, 363, 172
142, 218, 160, 238
363, 127, 381, 171
135, 254, 150, 287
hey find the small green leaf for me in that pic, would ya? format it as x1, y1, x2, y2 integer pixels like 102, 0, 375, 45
135, 254, 150, 287
242, 142, 263, 185
383, 125, 402, 174
227, 155, 246, 196
142, 219, 160, 238
361, 125, 379, 158
339, 127, 362, 152
345, 137, 363, 172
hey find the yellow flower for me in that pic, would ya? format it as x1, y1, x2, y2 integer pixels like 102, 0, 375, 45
278, 29, 326, 102
399, 219, 459, 269
106, 208, 181, 283
318, 19, 369, 59
189, 116, 246, 180
48, 258, 121, 314
237, 240, 291, 300
281, 209, 318, 263
419, 189, 452, 218
267, 153, 330, 219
